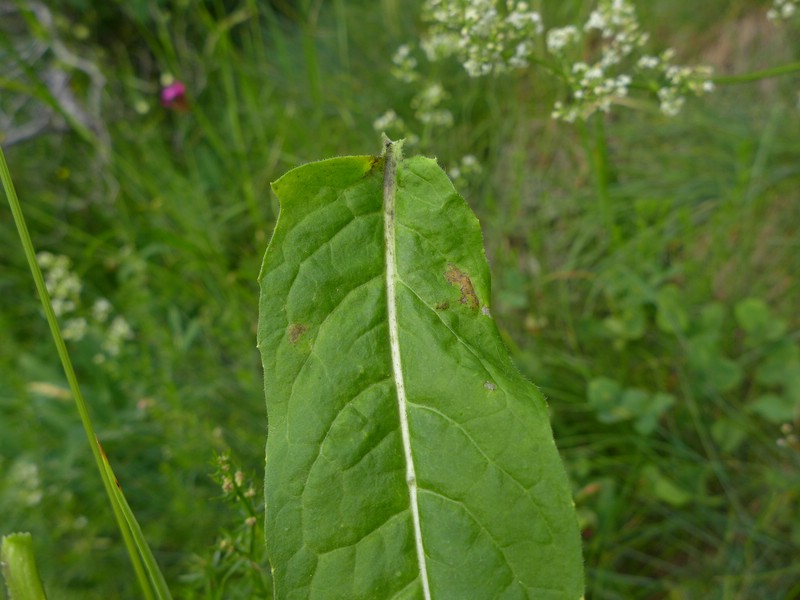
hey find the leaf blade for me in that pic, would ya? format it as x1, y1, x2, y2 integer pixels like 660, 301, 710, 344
258, 144, 584, 599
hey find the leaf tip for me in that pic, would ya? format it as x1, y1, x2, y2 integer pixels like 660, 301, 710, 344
380, 134, 405, 162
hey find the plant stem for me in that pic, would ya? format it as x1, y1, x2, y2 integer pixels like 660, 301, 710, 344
581, 115, 620, 248
1, 533, 48, 600
713, 61, 800, 85
302, 0, 324, 109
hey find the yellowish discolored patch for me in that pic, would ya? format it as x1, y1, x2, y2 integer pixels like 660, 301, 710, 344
444, 264, 479, 310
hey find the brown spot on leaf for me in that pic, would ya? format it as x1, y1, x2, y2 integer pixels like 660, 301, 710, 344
435, 301, 450, 311
287, 323, 308, 344
444, 264, 479, 310
368, 155, 384, 174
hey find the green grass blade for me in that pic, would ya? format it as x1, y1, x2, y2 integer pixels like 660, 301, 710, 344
0, 145, 168, 600
98, 441, 173, 600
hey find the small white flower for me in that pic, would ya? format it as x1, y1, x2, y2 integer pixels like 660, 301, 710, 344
421, 0, 544, 76
769, 0, 799, 21
658, 87, 685, 116
417, 109, 454, 127
102, 315, 133, 356
391, 44, 419, 83
92, 298, 113, 323
585, 10, 607, 32
134, 99, 150, 114
546, 26, 580, 53
63, 317, 88, 341
51, 298, 73, 318
372, 110, 404, 133
10, 461, 44, 507
637, 55, 659, 69
461, 155, 480, 169
36, 252, 55, 268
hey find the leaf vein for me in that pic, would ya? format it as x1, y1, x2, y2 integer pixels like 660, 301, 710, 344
411, 402, 553, 531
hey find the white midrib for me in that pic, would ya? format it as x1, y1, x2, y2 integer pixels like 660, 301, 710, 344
383, 139, 432, 600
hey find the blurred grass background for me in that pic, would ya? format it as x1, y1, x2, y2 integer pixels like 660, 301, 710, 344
1, 0, 799, 598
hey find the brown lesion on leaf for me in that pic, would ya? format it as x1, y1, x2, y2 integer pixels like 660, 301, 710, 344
435, 301, 450, 311
444, 264, 480, 310
367, 155, 385, 174
287, 323, 308, 344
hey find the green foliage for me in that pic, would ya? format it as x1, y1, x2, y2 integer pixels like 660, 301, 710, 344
258, 144, 583, 598
181, 452, 271, 599
587, 377, 675, 435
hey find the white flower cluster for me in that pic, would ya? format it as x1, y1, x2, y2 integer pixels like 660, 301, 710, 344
552, 63, 633, 122
549, 0, 714, 121
101, 315, 134, 360
767, 0, 798, 21
584, 0, 649, 68
646, 50, 715, 116
546, 26, 580, 53
37, 251, 133, 362
550, 0, 645, 121
373, 80, 451, 144
421, 0, 543, 76
38, 252, 82, 319
380, 0, 717, 132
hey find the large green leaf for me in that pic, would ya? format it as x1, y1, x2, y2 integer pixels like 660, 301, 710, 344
257, 140, 583, 599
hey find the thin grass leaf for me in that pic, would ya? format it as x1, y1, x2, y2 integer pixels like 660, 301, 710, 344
0, 144, 169, 600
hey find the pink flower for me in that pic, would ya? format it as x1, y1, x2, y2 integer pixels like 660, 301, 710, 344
161, 81, 188, 112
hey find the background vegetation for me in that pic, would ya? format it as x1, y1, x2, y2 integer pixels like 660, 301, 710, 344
1, 0, 799, 598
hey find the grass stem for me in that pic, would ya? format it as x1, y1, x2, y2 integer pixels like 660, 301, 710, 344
0, 145, 170, 600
